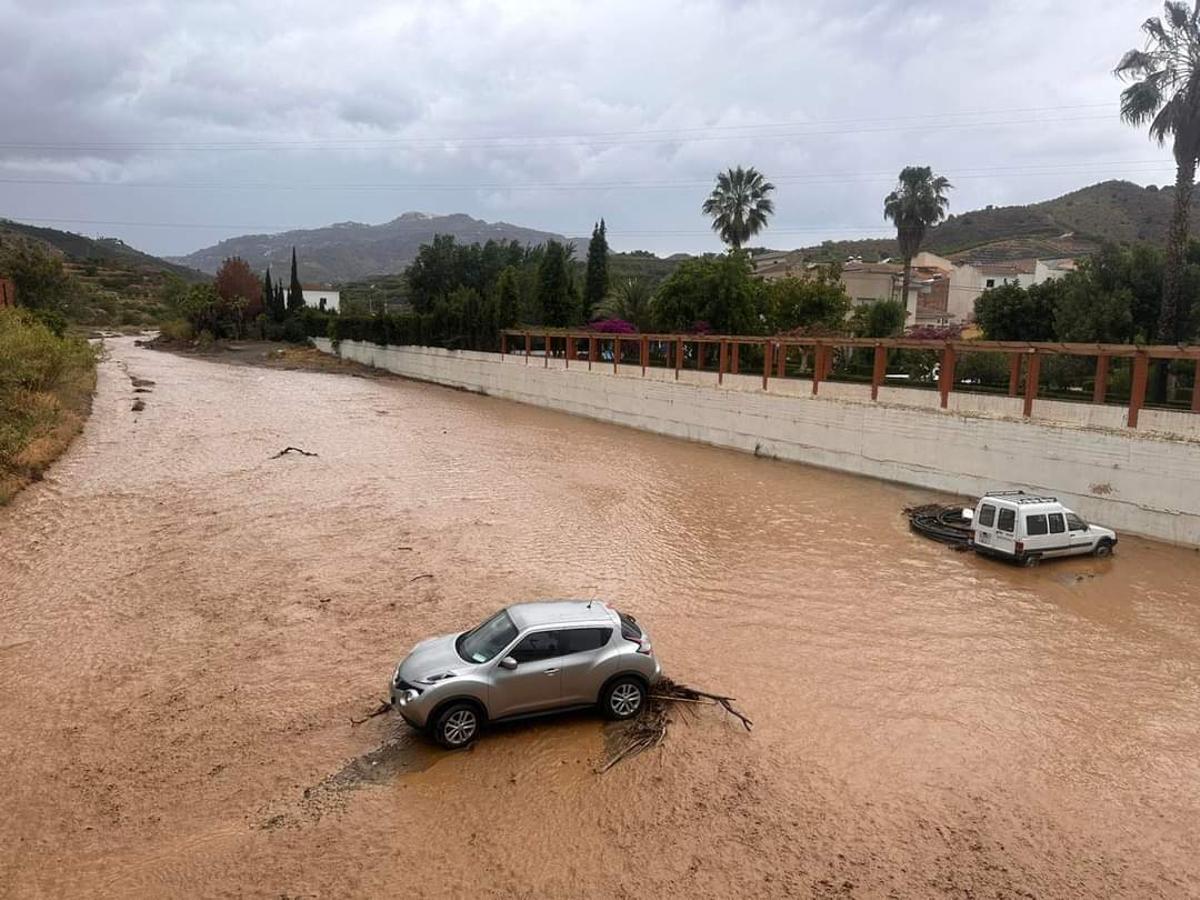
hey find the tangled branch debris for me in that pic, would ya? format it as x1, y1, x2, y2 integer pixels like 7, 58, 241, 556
270, 446, 319, 459
409, 574, 434, 583
349, 700, 391, 726
597, 677, 752, 773
905, 503, 973, 549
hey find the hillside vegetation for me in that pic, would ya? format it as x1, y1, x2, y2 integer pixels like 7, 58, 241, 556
0, 221, 207, 328
799, 180, 1180, 263
0, 308, 96, 503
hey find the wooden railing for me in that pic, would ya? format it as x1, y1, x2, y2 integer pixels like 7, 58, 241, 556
499, 329, 1200, 429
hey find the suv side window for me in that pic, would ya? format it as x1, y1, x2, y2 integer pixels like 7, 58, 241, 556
510, 631, 565, 663
1026, 514, 1048, 536
978, 504, 996, 527
562, 628, 613, 654
997, 507, 1016, 533
1048, 513, 1066, 534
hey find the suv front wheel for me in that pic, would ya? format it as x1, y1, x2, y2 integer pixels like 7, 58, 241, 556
601, 676, 646, 720
432, 702, 481, 749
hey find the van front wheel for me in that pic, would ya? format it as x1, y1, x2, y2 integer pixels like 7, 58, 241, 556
1094, 539, 1114, 558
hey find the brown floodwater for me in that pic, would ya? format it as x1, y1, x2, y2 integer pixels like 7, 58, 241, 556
2, 337, 1199, 898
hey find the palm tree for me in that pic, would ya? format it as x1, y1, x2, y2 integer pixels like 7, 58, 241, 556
1116, 1, 1200, 365
883, 166, 953, 322
606, 276, 653, 330
702, 166, 775, 250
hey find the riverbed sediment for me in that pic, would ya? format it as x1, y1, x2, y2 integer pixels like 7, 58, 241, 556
2, 337, 1197, 898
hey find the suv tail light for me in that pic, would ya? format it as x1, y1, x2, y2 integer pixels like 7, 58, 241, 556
634, 636, 652, 655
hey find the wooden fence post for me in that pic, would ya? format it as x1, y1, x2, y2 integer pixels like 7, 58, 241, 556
731, 342, 740, 375
776, 342, 787, 378
1008, 353, 1021, 396
718, 341, 728, 384
588, 336, 596, 370
641, 336, 648, 375
871, 344, 887, 400
675, 338, 683, 380
524, 332, 531, 364
938, 343, 957, 409
1093, 354, 1109, 404
1023, 351, 1040, 418
696, 341, 704, 371
1128, 351, 1149, 428
812, 344, 825, 395
613, 337, 620, 373
1193, 359, 1200, 413
544, 332, 550, 368
762, 341, 772, 390
500, 333, 507, 356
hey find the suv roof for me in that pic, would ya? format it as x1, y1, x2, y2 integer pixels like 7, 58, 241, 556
507, 600, 612, 629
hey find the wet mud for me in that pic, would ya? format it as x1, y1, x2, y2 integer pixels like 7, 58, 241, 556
1, 337, 1198, 898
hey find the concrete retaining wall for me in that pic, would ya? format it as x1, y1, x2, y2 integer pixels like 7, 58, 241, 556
314, 338, 1200, 545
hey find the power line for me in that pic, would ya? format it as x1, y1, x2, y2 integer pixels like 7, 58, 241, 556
0, 159, 1172, 193
0, 109, 1117, 153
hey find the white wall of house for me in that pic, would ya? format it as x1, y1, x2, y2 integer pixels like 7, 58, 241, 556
302, 289, 340, 312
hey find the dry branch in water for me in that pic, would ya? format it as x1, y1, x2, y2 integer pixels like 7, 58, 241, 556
597, 677, 752, 773
409, 574, 434, 583
349, 700, 391, 726
270, 446, 319, 459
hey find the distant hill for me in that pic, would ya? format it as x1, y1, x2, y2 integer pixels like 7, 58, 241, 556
797, 180, 1184, 263
0, 219, 206, 283
172, 213, 568, 283
0, 219, 208, 327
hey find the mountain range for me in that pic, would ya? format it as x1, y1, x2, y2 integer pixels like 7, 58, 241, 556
5, 180, 1196, 293
169, 212, 568, 282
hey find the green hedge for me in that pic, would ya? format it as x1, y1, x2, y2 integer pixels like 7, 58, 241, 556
318, 312, 498, 351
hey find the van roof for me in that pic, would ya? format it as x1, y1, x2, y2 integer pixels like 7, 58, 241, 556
983, 492, 1059, 505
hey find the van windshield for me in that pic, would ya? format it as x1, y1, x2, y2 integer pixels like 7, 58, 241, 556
456, 610, 518, 663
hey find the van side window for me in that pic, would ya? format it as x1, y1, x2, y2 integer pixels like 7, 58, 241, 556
997, 508, 1015, 533
978, 504, 996, 527
1048, 513, 1065, 534
1026, 514, 1048, 536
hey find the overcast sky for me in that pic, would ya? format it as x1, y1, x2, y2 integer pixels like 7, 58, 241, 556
0, 0, 1176, 258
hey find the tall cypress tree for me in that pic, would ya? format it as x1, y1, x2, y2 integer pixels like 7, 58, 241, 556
261, 267, 273, 319
275, 282, 286, 318
287, 247, 304, 312
582, 218, 609, 323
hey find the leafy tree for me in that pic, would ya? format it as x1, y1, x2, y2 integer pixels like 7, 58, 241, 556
177, 283, 226, 337
287, 247, 304, 312
652, 252, 761, 334
1116, 1, 1200, 352
538, 240, 577, 327
763, 272, 850, 334
883, 166, 953, 317
702, 167, 775, 250
849, 299, 906, 337
0, 240, 71, 311
407, 234, 461, 313
974, 282, 1058, 341
606, 277, 653, 330
214, 257, 263, 318
1054, 278, 1134, 343
495, 265, 521, 330
583, 219, 609, 321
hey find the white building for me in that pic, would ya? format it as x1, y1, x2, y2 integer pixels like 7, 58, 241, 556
300, 287, 340, 312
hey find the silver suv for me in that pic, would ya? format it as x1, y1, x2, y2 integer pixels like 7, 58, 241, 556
390, 600, 661, 748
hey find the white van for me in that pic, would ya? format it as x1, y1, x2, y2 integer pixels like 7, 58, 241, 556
971, 491, 1117, 564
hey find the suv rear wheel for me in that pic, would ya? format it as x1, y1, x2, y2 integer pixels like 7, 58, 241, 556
432, 702, 481, 749
601, 676, 646, 720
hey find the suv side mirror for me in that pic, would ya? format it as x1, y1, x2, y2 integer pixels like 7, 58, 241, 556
499, 656, 518, 670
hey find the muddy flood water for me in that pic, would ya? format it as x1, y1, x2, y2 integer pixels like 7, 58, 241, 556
2, 336, 1199, 899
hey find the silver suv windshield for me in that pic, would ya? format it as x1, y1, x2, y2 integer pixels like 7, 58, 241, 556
456, 609, 518, 663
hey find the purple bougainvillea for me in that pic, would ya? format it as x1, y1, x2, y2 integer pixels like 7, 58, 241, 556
905, 323, 964, 341
587, 317, 638, 333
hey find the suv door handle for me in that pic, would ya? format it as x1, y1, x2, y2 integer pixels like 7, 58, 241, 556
544, 668, 560, 675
